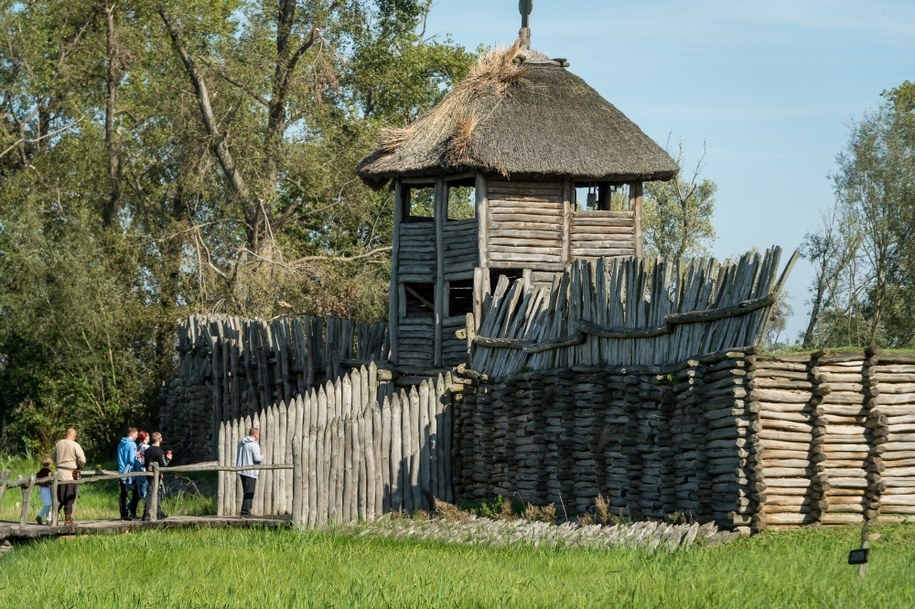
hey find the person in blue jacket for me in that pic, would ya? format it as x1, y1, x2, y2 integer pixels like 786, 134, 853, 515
117, 427, 141, 520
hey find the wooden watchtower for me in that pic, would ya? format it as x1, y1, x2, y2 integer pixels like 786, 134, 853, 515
358, 40, 677, 371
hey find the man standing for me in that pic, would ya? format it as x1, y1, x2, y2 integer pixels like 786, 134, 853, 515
141, 432, 171, 521
235, 427, 264, 518
51, 428, 86, 526
117, 427, 141, 521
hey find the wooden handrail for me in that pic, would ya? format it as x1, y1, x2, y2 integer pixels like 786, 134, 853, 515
1, 461, 294, 529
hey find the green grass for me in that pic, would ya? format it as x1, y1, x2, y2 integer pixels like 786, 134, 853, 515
1, 455, 215, 522
0, 524, 914, 608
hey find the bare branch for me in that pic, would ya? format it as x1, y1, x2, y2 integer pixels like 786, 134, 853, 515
0, 118, 82, 161
158, 4, 250, 202
201, 58, 270, 108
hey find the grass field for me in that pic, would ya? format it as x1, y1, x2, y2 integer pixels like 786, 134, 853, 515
0, 523, 913, 608
3, 454, 915, 608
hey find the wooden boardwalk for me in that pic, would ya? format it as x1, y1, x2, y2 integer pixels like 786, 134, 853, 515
0, 515, 292, 544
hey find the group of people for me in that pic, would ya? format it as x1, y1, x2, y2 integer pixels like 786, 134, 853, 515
30, 424, 260, 525
117, 426, 172, 521
32, 426, 172, 526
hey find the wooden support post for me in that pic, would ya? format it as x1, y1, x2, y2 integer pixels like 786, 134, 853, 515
389, 180, 403, 364
476, 174, 489, 296
434, 178, 445, 368
51, 470, 59, 527
19, 475, 35, 528
858, 520, 869, 579
292, 435, 304, 527
150, 463, 160, 522
0, 470, 8, 516
630, 181, 644, 258
562, 179, 572, 264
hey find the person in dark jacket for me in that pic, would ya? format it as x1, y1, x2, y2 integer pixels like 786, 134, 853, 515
235, 427, 264, 518
141, 432, 171, 521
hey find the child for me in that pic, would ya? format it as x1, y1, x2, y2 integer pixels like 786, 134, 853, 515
36, 457, 53, 525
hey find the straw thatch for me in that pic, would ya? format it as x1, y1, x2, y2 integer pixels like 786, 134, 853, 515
358, 45, 678, 186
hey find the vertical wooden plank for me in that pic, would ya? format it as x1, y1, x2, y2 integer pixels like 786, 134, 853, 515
433, 374, 445, 501
307, 401, 318, 527
562, 179, 572, 264
0, 471, 9, 524
390, 180, 403, 364
409, 386, 422, 511
476, 174, 489, 289
217, 421, 225, 517
391, 391, 412, 511
230, 418, 240, 516
292, 435, 303, 527
419, 380, 432, 508
50, 470, 59, 527
19, 475, 35, 528
434, 177, 446, 368
372, 402, 384, 518
381, 396, 394, 513
278, 402, 289, 514
357, 413, 369, 521
150, 464, 160, 523
443, 372, 454, 503
631, 181, 644, 259
318, 418, 330, 527
343, 416, 354, 522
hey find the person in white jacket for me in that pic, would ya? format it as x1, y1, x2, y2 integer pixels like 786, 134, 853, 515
235, 427, 264, 518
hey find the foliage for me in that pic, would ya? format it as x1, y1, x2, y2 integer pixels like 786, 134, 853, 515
802, 81, 915, 348
1, 524, 913, 608
643, 142, 717, 261
0, 1, 473, 452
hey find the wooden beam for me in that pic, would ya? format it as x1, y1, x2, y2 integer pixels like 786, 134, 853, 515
562, 179, 572, 264
434, 177, 445, 368
389, 181, 402, 364
630, 181, 644, 258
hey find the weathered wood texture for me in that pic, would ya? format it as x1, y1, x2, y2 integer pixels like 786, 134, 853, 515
216, 364, 455, 526
454, 348, 915, 534
164, 315, 388, 462
471, 248, 795, 376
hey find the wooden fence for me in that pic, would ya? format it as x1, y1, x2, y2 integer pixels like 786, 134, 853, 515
470, 247, 797, 376
164, 314, 388, 462
0, 461, 266, 528
216, 364, 457, 525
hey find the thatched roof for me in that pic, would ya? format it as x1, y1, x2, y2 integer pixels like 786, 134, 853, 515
357, 45, 679, 187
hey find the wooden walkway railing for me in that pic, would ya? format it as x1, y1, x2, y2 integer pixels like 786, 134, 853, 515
0, 462, 292, 530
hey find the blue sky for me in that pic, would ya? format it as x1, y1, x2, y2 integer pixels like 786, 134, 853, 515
424, 0, 915, 341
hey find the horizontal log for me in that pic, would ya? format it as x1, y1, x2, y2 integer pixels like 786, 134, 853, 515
819, 513, 864, 525
874, 393, 915, 406
753, 389, 811, 404
765, 512, 816, 525
759, 439, 816, 452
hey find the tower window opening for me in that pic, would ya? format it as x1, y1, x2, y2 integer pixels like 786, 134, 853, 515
404, 184, 436, 221
447, 279, 474, 317
574, 182, 630, 211
447, 178, 476, 221
403, 282, 435, 318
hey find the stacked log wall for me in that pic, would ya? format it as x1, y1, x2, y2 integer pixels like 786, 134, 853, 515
454, 349, 915, 533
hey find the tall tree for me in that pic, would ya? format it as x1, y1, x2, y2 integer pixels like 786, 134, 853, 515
803, 81, 915, 348
642, 143, 717, 261
0, 0, 473, 451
